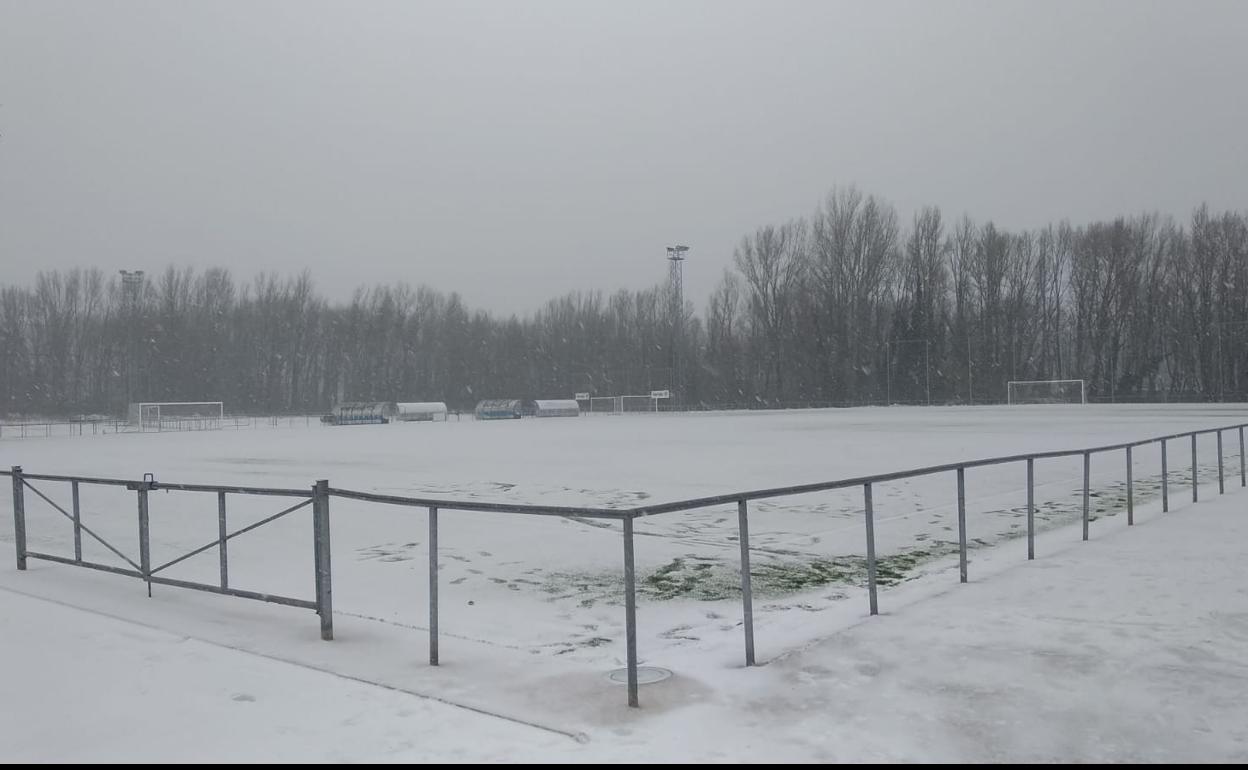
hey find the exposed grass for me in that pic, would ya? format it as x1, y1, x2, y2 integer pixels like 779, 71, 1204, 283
541, 458, 1240, 605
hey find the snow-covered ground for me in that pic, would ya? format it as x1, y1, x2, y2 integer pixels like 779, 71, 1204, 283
2, 404, 1246, 760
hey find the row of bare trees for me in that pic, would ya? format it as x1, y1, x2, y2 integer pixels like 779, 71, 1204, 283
722, 190, 1247, 406
0, 189, 1245, 417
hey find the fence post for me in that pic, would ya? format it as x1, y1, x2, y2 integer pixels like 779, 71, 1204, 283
1082, 452, 1091, 541
72, 479, 82, 563
312, 479, 333, 641
736, 499, 755, 665
623, 515, 639, 708
1161, 439, 1169, 512
863, 483, 879, 614
1191, 434, 1198, 503
956, 468, 967, 584
1240, 426, 1246, 487
312, 483, 323, 616
137, 476, 152, 596
217, 491, 228, 589
429, 505, 439, 666
1026, 458, 1035, 560
1217, 430, 1225, 494
11, 466, 26, 570
1126, 446, 1134, 526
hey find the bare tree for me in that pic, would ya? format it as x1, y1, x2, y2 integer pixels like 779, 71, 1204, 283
735, 218, 808, 400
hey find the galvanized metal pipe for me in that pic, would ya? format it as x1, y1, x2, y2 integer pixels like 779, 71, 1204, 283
429, 506, 439, 666
72, 480, 82, 563
1240, 426, 1246, 487
1217, 430, 1225, 494
11, 466, 25, 570
218, 491, 228, 589
864, 484, 879, 614
313, 479, 333, 641
957, 468, 967, 583
1192, 433, 1198, 503
138, 483, 151, 597
1026, 458, 1035, 560
623, 516, 639, 708
1126, 446, 1134, 526
23, 551, 318, 609
1082, 452, 1090, 541
1162, 439, 1169, 512
737, 500, 755, 665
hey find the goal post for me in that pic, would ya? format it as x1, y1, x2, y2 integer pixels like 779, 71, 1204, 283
620, 395, 658, 413
128, 401, 225, 431
1006, 380, 1086, 405
588, 396, 621, 415
587, 391, 671, 415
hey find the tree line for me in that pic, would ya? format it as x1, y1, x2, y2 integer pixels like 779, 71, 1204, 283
1, 187, 1245, 417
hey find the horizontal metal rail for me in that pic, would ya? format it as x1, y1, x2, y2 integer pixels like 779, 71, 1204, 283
8, 472, 133, 487
0, 471, 311, 497
25, 551, 317, 609
326, 486, 630, 519
146, 482, 312, 497
632, 422, 1248, 517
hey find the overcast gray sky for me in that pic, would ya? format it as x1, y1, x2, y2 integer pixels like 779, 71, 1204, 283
2, 0, 1245, 314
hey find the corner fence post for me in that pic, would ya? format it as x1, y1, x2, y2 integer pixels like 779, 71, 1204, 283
429, 505, 439, 666
11, 466, 26, 570
623, 515, 639, 708
312, 479, 333, 640
737, 499, 756, 665
864, 483, 879, 614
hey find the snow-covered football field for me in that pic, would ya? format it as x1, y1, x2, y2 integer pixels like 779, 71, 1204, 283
2, 403, 1246, 761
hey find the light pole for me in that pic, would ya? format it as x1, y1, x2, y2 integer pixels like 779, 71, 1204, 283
666, 245, 688, 402
120, 270, 144, 411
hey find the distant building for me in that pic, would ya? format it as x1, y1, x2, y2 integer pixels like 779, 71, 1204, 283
323, 401, 395, 426
473, 399, 523, 420
526, 399, 580, 418
395, 402, 448, 422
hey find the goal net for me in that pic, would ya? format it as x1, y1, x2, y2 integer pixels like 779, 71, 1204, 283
1006, 380, 1086, 405
589, 396, 620, 415
620, 395, 658, 413
128, 401, 225, 431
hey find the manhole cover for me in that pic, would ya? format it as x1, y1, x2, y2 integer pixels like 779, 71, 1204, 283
606, 666, 672, 685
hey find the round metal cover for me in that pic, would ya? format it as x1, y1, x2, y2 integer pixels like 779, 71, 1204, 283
606, 666, 672, 685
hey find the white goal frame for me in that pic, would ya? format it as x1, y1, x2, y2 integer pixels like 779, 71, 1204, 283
1006, 380, 1086, 405
128, 401, 225, 431
588, 396, 621, 415
620, 395, 659, 413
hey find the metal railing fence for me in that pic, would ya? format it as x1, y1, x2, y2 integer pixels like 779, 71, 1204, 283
6, 420, 1247, 708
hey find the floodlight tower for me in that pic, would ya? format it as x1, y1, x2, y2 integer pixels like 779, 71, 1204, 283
120, 270, 144, 409
666, 245, 688, 399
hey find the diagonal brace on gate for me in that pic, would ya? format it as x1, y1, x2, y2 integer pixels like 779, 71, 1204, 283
22, 480, 142, 572
148, 497, 313, 576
